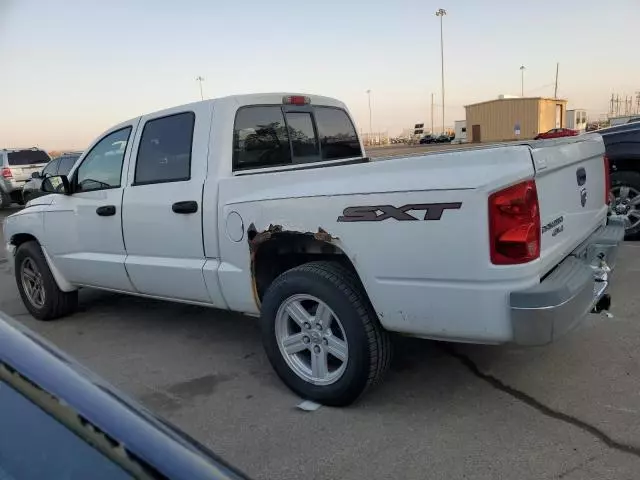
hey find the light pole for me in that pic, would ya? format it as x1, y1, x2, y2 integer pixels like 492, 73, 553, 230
366, 89, 373, 145
519, 66, 525, 97
196, 76, 205, 100
435, 8, 446, 134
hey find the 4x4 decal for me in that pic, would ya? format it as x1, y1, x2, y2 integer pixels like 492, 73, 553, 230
337, 203, 462, 222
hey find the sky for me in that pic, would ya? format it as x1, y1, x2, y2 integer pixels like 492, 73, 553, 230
1, 0, 638, 150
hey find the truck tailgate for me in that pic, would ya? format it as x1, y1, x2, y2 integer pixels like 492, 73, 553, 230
529, 134, 607, 275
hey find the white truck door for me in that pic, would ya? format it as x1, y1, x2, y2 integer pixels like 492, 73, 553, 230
121, 103, 213, 303
44, 123, 138, 290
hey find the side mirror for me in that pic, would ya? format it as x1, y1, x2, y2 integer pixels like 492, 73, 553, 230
31, 171, 41, 179
41, 175, 71, 195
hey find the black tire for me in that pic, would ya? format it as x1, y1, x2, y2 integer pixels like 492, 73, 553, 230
0, 191, 10, 209
15, 241, 78, 321
611, 170, 640, 237
260, 261, 391, 406
21, 192, 31, 205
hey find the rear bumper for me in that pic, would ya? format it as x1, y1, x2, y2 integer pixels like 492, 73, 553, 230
1, 179, 26, 194
510, 216, 625, 346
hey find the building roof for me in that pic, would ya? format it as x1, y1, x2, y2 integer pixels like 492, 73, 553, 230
465, 97, 568, 108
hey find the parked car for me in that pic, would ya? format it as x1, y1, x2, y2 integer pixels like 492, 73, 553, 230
435, 134, 451, 143
534, 128, 579, 140
419, 134, 435, 144
3, 93, 622, 406
0, 310, 248, 479
597, 122, 640, 236
22, 152, 83, 203
0, 147, 51, 207
22, 152, 82, 203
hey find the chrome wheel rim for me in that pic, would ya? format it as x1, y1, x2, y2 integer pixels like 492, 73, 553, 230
275, 294, 349, 386
21, 257, 46, 308
611, 185, 640, 231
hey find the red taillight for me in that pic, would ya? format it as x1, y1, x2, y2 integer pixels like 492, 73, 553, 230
604, 155, 611, 205
282, 95, 310, 106
489, 180, 541, 265
1, 167, 12, 179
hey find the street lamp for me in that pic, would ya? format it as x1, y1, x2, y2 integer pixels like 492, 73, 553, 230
435, 8, 446, 134
519, 66, 525, 97
366, 89, 373, 145
196, 76, 205, 100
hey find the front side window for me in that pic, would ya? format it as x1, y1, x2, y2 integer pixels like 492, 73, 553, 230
76, 128, 131, 192
134, 112, 194, 185
313, 107, 362, 160
41, 159, 60, 177
233, 106, 291, 170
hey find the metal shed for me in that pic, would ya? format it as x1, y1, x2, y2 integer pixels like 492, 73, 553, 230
465, 97, 568, 142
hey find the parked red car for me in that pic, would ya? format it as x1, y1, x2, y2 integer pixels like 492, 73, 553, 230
534, 128, 579, 140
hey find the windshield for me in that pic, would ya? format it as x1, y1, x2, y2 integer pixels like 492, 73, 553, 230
7, 150, 50, 166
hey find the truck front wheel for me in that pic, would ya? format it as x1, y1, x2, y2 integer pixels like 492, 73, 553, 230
260, 261, 391, 406
15, 241, 78, 320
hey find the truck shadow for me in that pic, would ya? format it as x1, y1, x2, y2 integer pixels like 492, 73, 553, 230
56, 289, 539, 413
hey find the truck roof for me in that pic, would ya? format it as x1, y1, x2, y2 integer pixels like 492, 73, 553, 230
117, 93, 347, 130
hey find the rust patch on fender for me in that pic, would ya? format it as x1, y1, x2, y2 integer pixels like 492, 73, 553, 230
247, 224, 337, 309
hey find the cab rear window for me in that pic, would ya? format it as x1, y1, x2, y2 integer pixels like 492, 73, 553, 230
233, 105, 362, 171
7, 149, 51, 166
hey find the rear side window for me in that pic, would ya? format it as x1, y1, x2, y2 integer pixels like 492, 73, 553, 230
135, 112, 194, 185
58, 155, 80, 175
41, 159, 60, 177
233, 106, 291, 170
7, 149, 50, 166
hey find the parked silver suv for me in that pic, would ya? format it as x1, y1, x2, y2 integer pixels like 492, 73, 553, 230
0, 148, 51, 208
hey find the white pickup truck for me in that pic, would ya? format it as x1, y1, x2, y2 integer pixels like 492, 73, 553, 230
3, 93, 624, 405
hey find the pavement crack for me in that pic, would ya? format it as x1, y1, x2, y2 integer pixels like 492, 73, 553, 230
443, 345, 640, 460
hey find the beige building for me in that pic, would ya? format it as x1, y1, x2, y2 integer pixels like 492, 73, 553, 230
465, 97, 568, 142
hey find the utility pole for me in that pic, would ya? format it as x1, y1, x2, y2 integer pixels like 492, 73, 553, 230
625, 96, 629, 115
436, 8, 447, 134
520, 65, 526, 97
366, 89, 372, 145
195, 76, 205, 100
610, 93, 615, 116
554, 62, 559, 98
616, 94, 620, 116
636, 91, 640, 115
430, 93, 434, 135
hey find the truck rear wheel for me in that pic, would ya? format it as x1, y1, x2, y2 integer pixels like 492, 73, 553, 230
15, 241, 78, 321
260, 261, 391, 406
611, 170, 640, 237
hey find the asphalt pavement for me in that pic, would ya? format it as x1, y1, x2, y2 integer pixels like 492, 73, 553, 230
1, 207, 640, 480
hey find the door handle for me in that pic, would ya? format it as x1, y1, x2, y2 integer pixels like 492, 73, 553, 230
172, 201, 198, 214
96, 205, 116, 216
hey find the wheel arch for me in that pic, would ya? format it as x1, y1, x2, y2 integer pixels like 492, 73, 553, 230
10, 233, 76, 293
250, 227, 367, 305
